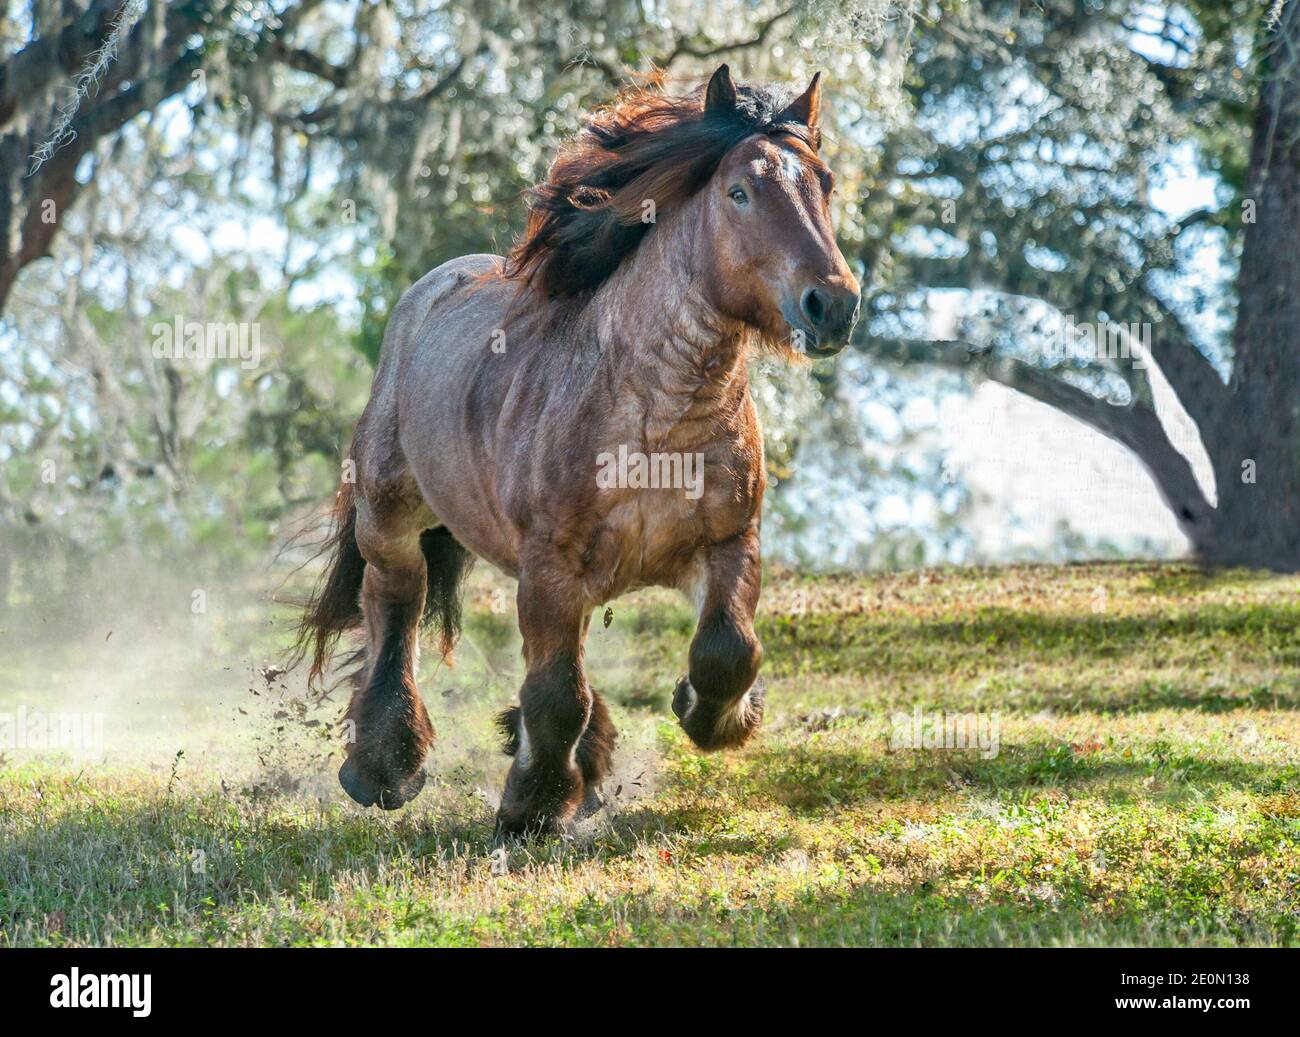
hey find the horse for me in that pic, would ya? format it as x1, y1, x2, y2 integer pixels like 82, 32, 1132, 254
294, 64, 861, 838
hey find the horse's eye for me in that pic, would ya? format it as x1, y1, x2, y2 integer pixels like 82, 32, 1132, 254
728, 186, 749, 206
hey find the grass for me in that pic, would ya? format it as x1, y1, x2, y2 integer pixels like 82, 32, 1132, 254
2, 560, 1299, 946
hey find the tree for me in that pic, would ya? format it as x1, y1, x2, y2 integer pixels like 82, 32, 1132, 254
854, 0, 1300, 569
2, 0, 207, 311
20, 0, 1294, 571
0, 0, 495, 313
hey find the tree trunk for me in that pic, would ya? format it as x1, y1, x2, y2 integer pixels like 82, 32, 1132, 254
1189, 1, 1300, 570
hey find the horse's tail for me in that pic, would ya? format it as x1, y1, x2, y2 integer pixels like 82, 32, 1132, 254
292, 481, 366, 687
420, 526, 476, 661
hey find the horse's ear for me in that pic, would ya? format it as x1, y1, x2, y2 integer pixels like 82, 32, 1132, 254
779, 71, 823, 135
704, 64, 737, 111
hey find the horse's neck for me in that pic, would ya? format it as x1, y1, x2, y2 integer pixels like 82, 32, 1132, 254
588, 198, 750, 447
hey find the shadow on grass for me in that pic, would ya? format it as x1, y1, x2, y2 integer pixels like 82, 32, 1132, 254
759, 604, 1300, 681
564, 879, 1297, 947
0, 785, 486, 942
3, 738, 1295, 946
682, 737, 1299, 817
0, 772, 706, 946
1135, 564, 1285, 597
1046, 682, 1299, 713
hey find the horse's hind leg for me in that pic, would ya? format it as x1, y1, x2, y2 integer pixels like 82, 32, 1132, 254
338, 499, 434, 810
495, 578, 616, 838
673, 524, 765, 751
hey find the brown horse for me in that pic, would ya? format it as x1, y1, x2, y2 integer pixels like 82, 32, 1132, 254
295, 65, 860, 837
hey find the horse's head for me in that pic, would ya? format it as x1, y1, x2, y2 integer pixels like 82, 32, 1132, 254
700, 66, 861, 359
505, 65, 861, 357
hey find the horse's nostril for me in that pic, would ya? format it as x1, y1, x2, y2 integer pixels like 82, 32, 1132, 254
801, 287, 829, 326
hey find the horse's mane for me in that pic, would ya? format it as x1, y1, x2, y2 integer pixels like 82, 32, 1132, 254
505, 73, 817, 299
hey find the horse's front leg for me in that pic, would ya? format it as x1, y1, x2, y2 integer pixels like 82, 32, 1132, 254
495, 577, 616, 839
674, 526, 765, 750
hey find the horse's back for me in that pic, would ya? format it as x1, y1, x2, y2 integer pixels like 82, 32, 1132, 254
382, 253, 506, 361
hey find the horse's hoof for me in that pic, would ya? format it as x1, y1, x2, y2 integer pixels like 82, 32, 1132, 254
338, 756, 425, 810
492, 813, 526, 844
493, 807, 573, 842
673, 678, 764, 752
377, 768, 426, 810
492, 814, 528, 848
672, 676, 696, 721
338, 756, 378, 806
575, 783, 604, 821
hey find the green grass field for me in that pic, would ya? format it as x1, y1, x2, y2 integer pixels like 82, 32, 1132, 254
2, 561, 1299, 946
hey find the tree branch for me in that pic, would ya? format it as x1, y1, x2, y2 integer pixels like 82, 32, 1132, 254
1140, 284, 1231, 430
861, 335, 1216, 538
0, 42, 203, 311
0, 0, 122, 129
657, 6, 797, 68
266, 41, 352, 88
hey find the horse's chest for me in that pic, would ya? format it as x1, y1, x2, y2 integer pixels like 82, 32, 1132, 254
582, 450, 757, 597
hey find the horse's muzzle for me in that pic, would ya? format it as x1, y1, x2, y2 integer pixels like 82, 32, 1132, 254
785, 286, 860, 357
